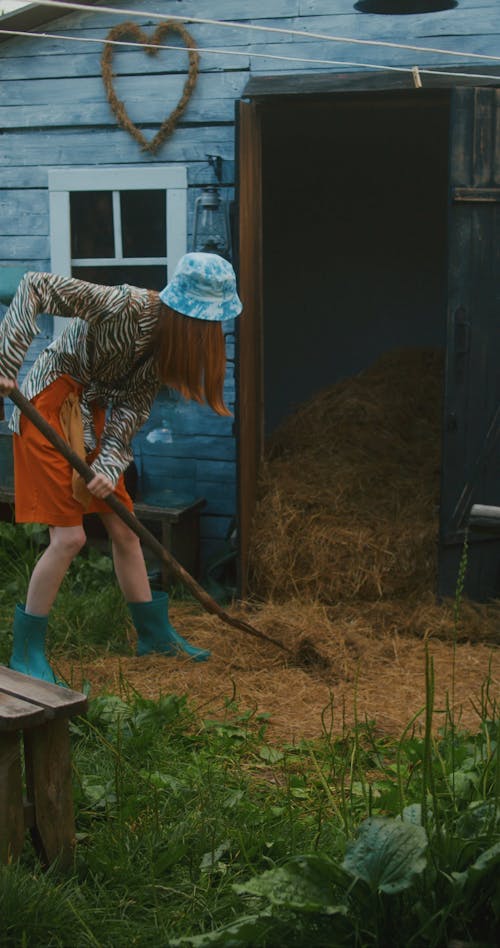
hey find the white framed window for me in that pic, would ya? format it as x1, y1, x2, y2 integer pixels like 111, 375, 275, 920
48, 165, 187, 300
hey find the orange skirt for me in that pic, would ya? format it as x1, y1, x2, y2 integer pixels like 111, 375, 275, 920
13, 374, 133, 526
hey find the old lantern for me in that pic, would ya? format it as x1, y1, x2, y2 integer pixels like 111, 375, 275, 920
192, 186, 232, 260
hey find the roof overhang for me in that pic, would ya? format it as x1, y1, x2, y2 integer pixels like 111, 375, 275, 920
0, 1, 101, 43
242, 66, 500, 100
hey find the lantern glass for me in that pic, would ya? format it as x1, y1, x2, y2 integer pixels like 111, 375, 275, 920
192, 187, 231, 259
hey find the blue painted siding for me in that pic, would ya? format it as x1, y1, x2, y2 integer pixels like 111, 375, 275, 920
0, 0, 498, 563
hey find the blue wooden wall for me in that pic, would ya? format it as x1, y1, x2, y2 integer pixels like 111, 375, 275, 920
0, 0, 498, 565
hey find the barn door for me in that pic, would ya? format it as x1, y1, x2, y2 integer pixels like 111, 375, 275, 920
439, 86, 500, 600
235, 99, 264, 595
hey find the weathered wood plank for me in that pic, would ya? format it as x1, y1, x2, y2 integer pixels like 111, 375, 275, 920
243, 66, 500, 97
0, 691, 50, 731
494, 88, 500, 185
0, 190, 48, 237
194, 459, 236, 482
0, 236, 49, 259
0, 161, 235, 190
246, 37, 500, 73
0, 97, 237, 129
0, 732, 25, 863
201, 514, 234, 539
0, 189, 48, 212
0, 71, 248, 106
0, 48, 247, 78
0, 165, 234, 189
453, 186, 500, 202
474, 87, 496, 187
0, 666, 88, 717
0, 168, 48, 188
0, 257, 48, 270
0, 212, 47, 237
0, 126, 235, 166
300, 0, 497, 12
142, 434, 236, 461
197, 481, 236, 515
130, 0, 300, 18
23, 718, 76, 869
142, 410, 234, 438
0, 0, 300, 48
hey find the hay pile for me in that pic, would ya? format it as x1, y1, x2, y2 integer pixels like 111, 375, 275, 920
249, 348, 443, 603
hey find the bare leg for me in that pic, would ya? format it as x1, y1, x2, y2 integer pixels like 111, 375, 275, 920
25, 525, 87, 615
100, 512, 152, 602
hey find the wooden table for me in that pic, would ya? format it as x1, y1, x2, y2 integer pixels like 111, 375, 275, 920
0, 666, 87, 868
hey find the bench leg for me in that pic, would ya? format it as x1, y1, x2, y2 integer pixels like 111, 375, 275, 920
24, 719, 76, 869
160, 520, 174, 589
0, 732, 25, 863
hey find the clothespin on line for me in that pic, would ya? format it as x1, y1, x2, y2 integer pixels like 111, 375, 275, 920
412, 66, 423, 89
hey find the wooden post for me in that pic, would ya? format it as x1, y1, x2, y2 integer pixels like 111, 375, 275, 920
23, 719, 76, 869
0, 732, 25, 863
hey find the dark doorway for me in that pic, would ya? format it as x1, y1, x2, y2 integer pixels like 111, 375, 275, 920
237, 77, 500, 601
261, 90, 450, 434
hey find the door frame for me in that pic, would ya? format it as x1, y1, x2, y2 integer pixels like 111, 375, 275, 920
236, 67, 500, 598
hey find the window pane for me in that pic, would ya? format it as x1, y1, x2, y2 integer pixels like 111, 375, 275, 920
72, 265, 167, 290
70, 191, 114, 258
121, 190, 166, 257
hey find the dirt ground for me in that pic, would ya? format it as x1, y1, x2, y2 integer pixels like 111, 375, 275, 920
58, 598, 500, 743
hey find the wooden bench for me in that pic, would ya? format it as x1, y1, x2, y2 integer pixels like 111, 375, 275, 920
0, 487, 206, 586
0, 666, 87, 868
133, 497, 206, 586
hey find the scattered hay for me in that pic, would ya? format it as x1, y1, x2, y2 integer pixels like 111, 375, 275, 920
248, 347, 443, 602
58, 598, 500, 742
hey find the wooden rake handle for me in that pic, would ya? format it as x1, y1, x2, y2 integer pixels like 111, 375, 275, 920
9, 387, 288, 654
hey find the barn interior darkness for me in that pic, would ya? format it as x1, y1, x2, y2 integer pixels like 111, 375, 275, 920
261, 90, 450, 433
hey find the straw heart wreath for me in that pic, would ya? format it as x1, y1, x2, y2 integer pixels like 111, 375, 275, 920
101, 20, 199, 154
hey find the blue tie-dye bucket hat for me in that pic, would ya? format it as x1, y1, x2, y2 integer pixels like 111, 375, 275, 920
159, 252, 242, 322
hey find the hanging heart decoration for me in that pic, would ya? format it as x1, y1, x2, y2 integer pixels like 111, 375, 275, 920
101, 20, 199, 154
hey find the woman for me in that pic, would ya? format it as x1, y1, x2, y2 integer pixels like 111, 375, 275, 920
0, 252, 242, 683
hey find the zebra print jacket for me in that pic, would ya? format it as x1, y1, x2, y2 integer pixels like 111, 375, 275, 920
0, 272, 162, 486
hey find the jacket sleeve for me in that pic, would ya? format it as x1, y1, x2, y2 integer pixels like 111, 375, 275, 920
89, 383, 159, 487
0, 272, 139, 379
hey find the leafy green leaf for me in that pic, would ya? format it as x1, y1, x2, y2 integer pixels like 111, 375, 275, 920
456, 801, 500, 837
402, 804, 422, 825
200, 840, 232, 872
469, 841, 500, 876
87, 695, 132, 728
234, 854, 349, 915
342, 817, 428, 894
80, 775, 116, 810
169, 913, 274, 946
258, 745, 284, 763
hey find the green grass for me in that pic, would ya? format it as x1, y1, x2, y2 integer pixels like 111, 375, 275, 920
0, 673, 499, 947
0, 525, 499, 946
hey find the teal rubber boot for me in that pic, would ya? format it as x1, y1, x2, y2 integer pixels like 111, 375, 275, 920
9, 603, 57, 683
128, 591, 210, 662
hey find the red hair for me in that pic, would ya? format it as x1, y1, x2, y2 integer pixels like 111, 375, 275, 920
155, 303, 231, 416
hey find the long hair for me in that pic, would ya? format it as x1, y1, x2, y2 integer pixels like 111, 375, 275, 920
154, 303, 231, 416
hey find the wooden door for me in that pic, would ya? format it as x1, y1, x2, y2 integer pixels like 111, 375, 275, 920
235, 100, 264, 595
439, 86, 500, 599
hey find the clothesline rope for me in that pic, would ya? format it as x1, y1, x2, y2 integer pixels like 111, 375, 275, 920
11, 0, 500, 66
0, 27, 498, 83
